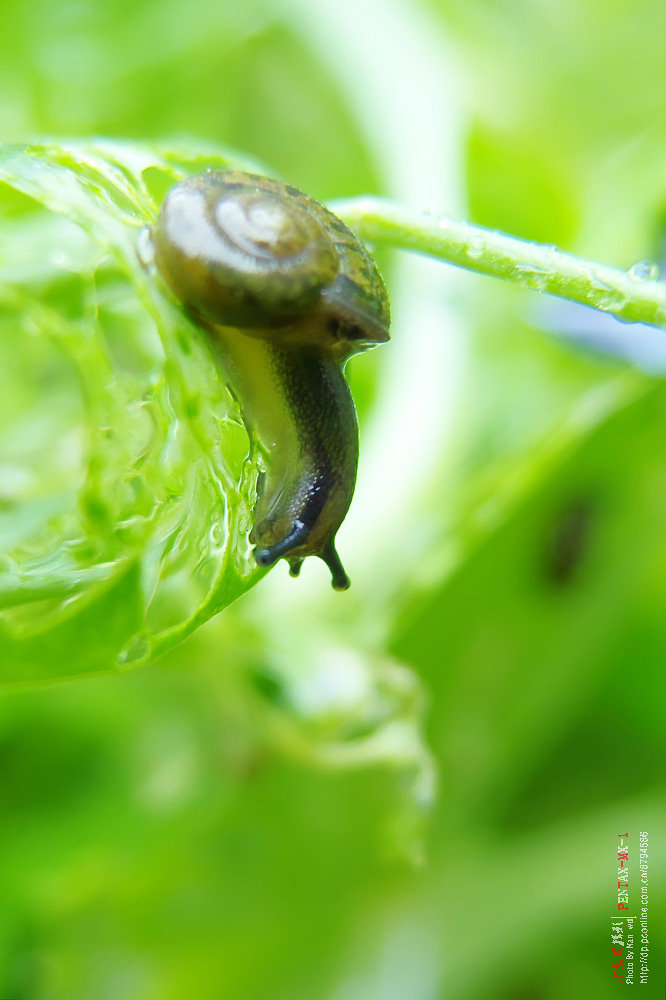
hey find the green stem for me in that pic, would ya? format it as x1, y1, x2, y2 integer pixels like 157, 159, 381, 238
332, 197, 666, 328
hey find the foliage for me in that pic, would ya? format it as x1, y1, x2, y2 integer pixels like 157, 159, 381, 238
0, 140, 268, 682
1, 1, 666, 999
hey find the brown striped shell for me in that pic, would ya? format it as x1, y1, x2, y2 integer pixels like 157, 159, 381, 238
150, 170, 390, 358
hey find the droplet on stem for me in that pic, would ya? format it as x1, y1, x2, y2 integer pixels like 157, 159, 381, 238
628, 260, 660, 282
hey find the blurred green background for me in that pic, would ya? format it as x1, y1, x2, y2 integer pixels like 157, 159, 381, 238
1, 0, 666, 996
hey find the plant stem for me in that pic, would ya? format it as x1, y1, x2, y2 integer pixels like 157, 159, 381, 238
332, 197, 666, 328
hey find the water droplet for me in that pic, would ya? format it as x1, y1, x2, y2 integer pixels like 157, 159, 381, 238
210, 520, 226, 547
596, 291, 626, 312
589, 269, 614, 292
465, 237, 484, 260
513, 263, 548, 290
136, 226, 155, 271
118, 634, 151, 666
629, 260, 659, 282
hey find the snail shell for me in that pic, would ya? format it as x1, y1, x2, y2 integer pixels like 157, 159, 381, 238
148, 169, 390, 589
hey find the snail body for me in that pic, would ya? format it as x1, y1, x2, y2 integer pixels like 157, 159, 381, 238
148, 170, 390, 589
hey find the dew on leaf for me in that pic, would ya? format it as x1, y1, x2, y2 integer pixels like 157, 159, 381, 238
118, 634, 151, 666
136, 225, 156, 271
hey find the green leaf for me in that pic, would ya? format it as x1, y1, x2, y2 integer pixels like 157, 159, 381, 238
0, 139, 268, 683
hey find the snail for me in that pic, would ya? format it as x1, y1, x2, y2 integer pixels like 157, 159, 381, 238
146, 169, 390, 589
